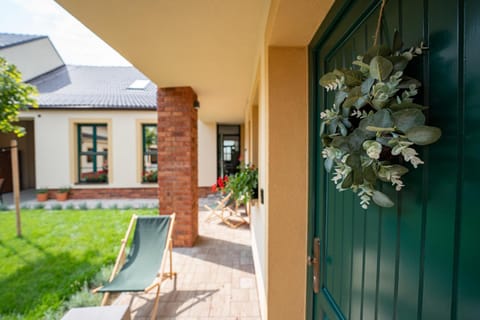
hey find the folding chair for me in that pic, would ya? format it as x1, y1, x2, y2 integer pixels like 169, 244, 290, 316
204, 192, 248, 228
93, 213, 176, 320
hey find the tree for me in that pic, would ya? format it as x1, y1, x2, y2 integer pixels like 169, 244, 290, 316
0, 57, 38, 137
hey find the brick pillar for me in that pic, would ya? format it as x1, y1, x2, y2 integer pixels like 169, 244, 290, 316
157, 87, 198, 247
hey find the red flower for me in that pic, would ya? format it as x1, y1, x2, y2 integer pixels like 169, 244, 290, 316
217, 176, 224, 188
211, 184, 217, 193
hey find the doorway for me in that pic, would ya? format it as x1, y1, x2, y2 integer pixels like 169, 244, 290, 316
0, 119, 36, 192
217, 124, 241, 177
309, 0, 480, 319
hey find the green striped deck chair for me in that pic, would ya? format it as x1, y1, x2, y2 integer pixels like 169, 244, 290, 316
93, 213, 176, 319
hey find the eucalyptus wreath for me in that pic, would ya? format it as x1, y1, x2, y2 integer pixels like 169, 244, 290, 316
319, 31, 441, 209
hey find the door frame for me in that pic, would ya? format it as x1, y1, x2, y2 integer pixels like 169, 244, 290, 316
306, 0, 380, 318
216, 124, 241, 178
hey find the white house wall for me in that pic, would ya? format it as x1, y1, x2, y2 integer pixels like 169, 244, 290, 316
198, 120, 217, 187
0, 38, 64, 82
22, 109, 157, 189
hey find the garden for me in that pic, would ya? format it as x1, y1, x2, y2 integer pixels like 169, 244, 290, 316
0, 207, 154, 319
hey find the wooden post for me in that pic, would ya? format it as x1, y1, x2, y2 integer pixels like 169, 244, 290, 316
11, 140, 21, 237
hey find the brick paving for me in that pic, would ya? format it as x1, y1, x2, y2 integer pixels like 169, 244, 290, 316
112, 206, 262, 319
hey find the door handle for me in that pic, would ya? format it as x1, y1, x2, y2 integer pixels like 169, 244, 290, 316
308, 237, 321, 294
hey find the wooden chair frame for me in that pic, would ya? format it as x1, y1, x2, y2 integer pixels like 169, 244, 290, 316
93, 213, 176, 320
204, 192, 248, 228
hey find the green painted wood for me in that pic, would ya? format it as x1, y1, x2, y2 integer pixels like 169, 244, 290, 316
349, 200, 364, 320
309, 0, 480, 319
362, 205, 380, 320
333, 190, 344, 302
340, 193, 353, 313
420, 1, 459, 318
394, 1, 425, 318
457, 1, 480, 319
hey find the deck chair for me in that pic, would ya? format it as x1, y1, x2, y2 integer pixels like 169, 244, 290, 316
93, 213, 176, 320
204, 192, 247, 228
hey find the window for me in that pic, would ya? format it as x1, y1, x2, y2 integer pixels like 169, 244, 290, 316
142, 124, 158, 183
77, 124, 108, 183
127, 79, 150, 90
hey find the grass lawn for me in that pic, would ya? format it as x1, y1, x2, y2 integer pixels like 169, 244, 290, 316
0, 208, 156, 319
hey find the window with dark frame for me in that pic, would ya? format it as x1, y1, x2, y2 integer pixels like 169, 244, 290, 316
142, 124, 158, 183
77, 124, 108, 183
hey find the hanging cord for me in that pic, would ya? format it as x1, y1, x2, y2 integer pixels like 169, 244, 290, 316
373, 0, 388, 46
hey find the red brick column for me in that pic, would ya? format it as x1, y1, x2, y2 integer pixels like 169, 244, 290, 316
157, 87, 198, 247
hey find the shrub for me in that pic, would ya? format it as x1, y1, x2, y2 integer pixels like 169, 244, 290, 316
77, 202, 88, 210
51, 204, 63, 211
33, 203, 45, 210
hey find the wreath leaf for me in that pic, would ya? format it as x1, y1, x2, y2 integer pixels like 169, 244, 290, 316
319, 71, 342, 91
370, 56, 394, 81
392, 109, 426, 133
406, 126, 442, 145
372, 191, 395, 207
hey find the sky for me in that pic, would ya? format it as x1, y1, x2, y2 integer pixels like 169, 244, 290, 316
0, 0, 131, 66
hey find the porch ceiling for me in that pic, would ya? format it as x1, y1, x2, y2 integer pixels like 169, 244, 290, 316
55, 0, 333, 124
55, 0, 270, 124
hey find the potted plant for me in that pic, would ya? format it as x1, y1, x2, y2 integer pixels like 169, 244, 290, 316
81, 172, 108, 183
225, 163, 258, 206
36, 188, 48, 202
142, 170, 158, 183
55, 186, 71, 201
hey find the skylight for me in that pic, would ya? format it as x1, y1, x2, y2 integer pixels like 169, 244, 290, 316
128, 79, 150, 90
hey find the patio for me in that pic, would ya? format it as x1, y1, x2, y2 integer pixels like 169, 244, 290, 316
1, 191, 261, 319
112, 204, 261, 319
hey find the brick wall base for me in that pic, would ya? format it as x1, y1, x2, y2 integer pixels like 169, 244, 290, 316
198, 186, 215, 198
62, 188, 157, 199
42, 186, 213, 200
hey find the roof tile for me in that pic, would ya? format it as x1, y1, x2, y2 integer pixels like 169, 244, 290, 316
28, 65, 157, 110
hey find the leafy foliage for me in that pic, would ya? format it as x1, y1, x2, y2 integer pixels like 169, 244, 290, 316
0, 57, 38, 136
225, 163, 258, 205
142, 169, 158, 183
319, 32, 441, 209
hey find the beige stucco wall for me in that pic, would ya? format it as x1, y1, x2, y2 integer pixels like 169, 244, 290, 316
248, 47, 269, 319
198, 120, 217, 187
266, 46, 308, 319
21, 109, 157, 189
0, 38, 64, 82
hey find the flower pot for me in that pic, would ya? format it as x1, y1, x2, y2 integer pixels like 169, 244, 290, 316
55, 192, 68, 202
36, 193, 48, 202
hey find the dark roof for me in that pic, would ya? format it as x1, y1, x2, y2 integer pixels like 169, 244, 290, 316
0, 33, 46, 49
29, 65, 157, 110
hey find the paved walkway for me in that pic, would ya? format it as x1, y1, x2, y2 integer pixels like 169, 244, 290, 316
113, 207, 261, 319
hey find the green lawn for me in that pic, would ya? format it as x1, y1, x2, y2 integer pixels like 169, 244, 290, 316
0, 208, 156, 319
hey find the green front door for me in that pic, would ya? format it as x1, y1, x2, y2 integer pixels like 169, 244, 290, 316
309, 0, 480, 319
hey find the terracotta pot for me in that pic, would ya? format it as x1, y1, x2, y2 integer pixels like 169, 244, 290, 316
36, 193, 48, 202
55, 192, 68, 202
